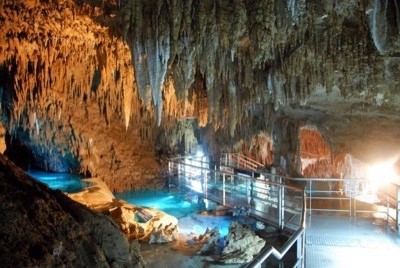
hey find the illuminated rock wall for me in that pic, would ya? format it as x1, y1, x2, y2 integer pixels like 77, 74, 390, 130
299, 126, 332, 178
0, 0, 200, 191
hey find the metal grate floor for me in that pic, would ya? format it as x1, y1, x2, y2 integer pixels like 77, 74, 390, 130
305, 215, 400, 268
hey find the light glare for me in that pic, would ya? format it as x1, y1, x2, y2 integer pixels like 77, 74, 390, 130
196, 149, 204, 158
365, 160, 398, 192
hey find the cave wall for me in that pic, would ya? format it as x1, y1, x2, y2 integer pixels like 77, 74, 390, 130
0, 0, 400, 190
0, 154, 143, 267
299, 126, 332, 178
0, 0, 202, 191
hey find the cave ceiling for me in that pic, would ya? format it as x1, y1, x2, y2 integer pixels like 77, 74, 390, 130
0, 0, 400, 179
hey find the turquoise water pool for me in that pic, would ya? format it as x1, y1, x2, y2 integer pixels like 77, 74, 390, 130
115, 190, 233, 236
27, 171, 235, 237
27, 170, 88, 193
115, 190, 202, 219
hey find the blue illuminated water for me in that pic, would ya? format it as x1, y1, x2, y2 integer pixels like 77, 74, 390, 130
115, 190, 233, 236
27, 170, 88, 193
115, 190, 201, 219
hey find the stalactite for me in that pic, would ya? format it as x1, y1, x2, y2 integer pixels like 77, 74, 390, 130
228, 81, 238, 137
2, 0, 400, 184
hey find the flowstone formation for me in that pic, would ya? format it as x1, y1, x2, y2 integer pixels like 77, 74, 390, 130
1, 0, 400, 189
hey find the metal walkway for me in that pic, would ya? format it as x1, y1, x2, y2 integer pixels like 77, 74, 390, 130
167, 153, 400, 268
168, 153, 306, 267
306, 215, 400, 267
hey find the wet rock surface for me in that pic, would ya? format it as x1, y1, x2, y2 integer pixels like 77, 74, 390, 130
0, 155, 143, 267
67, 177, 179, 242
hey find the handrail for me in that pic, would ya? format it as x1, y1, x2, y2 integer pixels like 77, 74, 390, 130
246, 188, 307, 268
168, 154, 400, 266
230, 153, 264, 168
168, 155, 307, 267
245, 227, 305, 268
220, 152, 264, 171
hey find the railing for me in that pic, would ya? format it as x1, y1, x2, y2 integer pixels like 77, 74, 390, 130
168, 155, 306, 267
220, 153, 264, 172
288, 177, 400, 232
168, 154, 400, 266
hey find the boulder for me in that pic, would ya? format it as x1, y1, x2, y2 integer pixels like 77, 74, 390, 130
220, 222, 265, 264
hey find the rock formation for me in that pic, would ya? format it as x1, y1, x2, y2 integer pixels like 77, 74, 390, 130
220, 222, 266, 264
0, 154, 143, 267
197, 227, 220, 255
0, 0, 400, 189
67, 177, 179, 242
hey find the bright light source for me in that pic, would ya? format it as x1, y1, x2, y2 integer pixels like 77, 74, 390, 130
365, 160, 399, 192
196, 149, 204, 158
190, 179, 203, 193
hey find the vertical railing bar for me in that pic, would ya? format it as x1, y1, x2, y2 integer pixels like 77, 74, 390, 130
387, 185, 389, 224
397, 184, 400, 233
169, 155, 306, 267
223, 173, 226, 206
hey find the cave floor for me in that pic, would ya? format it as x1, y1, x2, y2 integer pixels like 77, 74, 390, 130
139, 233, 238, 268
140, 213, 400, 268
139, 212, 292, 268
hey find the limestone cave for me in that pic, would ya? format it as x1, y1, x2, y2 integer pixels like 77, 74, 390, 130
1, 0, 400, 267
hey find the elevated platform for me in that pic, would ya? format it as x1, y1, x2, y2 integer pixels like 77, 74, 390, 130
306, 215, 400, 267
168, 153, 400, 267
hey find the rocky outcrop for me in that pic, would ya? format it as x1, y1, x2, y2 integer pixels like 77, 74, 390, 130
67, 177, 179, 242
219, 222, 265, 264
197, 227, 220, 255
0, 154, 143, 267
149, 222, 179, 244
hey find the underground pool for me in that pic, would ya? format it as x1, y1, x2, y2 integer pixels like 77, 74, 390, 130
115, 189, 234, 237
27, 169, 89, 193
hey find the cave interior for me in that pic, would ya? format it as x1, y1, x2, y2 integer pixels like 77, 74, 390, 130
1, 0, 400, 266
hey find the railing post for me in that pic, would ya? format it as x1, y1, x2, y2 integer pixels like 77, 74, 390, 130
204, 168, 208, 199
386, 185, 389, 224
397, 184, 400, 233
309, 180, 312, 216
223, 174, 226, 206
247, 177, 251, 206
296, 231, 305, 268
354, 181, 357, 218
348, 180, 351, 218
278, 176, 285, 229
178, 163, 182, 191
